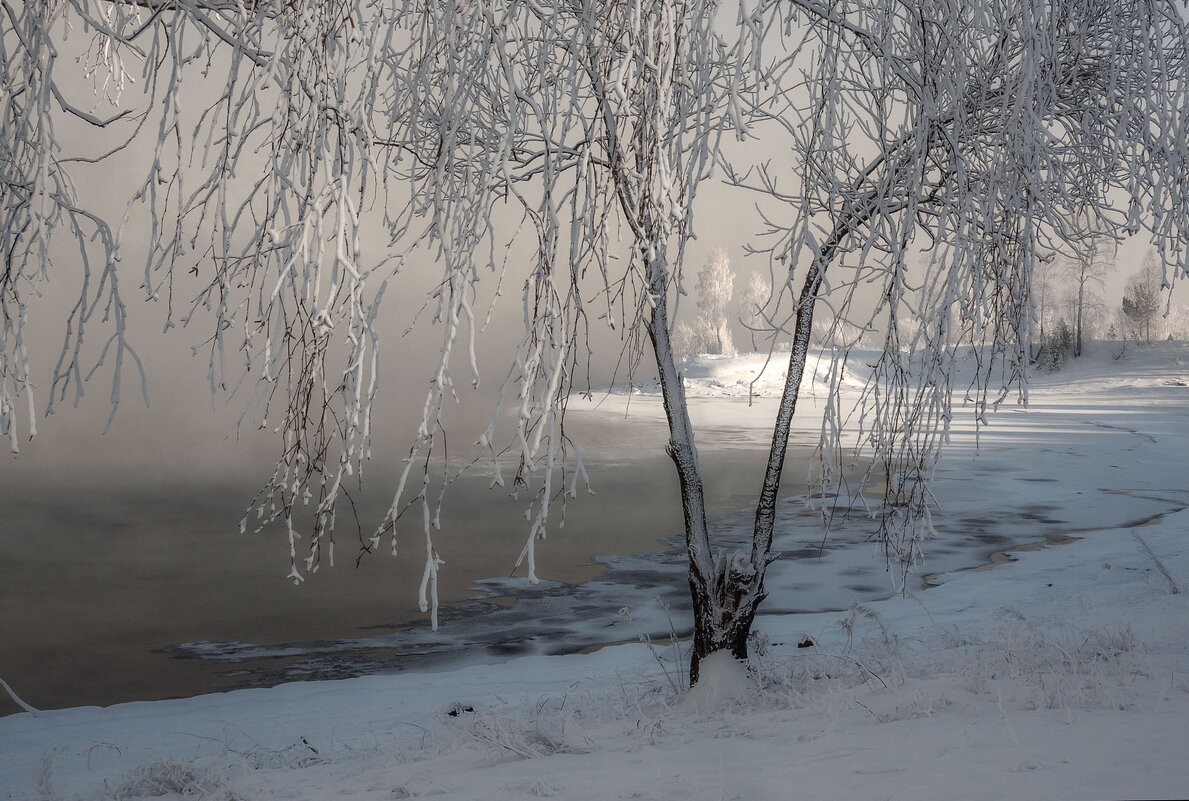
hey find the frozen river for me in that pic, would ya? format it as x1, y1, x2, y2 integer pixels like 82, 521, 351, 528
3, 389, 1183, 716
1, 405, 802, 713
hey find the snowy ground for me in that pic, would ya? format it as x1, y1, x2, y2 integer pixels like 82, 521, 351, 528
3, 342, 1188, 800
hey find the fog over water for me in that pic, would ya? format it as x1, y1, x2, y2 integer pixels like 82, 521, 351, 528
12, 385, 1169, 717
0, 382, 815, 714
0, 171, 777, 714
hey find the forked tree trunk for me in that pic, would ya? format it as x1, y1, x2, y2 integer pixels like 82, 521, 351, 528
644, 248, 829, 684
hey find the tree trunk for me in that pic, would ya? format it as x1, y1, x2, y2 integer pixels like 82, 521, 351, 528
637, 150, 875, 686
642, 254, 718, 684
643, 250, 773, 684
645, 250, 831, 684
598, 41, 760, 681
1075, 277, 1084, 358
650, 202, 854, 681
748, 256, 827, 599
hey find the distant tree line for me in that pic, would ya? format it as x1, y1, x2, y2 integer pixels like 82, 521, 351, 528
678, 245, 1181, 370
1033, 249, 1184, 370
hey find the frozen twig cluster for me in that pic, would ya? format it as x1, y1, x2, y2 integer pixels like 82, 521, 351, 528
733, 0, 1189, 584
0, 1, 761, 635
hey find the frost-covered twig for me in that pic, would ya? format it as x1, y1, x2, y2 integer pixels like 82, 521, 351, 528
0, 676, 40, 717
1133, 532, 1183, 595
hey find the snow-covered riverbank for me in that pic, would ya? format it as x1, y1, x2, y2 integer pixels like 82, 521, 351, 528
3, 343, 1188, 800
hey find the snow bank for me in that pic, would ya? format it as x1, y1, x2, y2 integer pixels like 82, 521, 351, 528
574, 347, 862, 404
679, 652, 754, 713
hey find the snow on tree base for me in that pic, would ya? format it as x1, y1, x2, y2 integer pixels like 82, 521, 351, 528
680, 652, 754, 713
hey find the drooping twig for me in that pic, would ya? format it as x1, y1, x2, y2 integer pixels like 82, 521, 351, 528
0, 676, 40, 717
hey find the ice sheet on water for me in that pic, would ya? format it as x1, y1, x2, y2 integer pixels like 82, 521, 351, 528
158, 480, 1178, 693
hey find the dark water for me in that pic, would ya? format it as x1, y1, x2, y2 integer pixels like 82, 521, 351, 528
0, 406, 814, 715
7, 395, 1181, 717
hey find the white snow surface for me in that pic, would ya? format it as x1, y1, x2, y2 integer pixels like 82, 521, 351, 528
4, 342, 1189, 800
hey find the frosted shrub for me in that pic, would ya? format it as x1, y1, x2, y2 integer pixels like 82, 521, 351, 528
747, 604, 904, 705
1035, 320, 1074, 372
108, 759, 242, 801
462, 709, 590, 763
958, 615, 1143, 711
674, 317, 724, 361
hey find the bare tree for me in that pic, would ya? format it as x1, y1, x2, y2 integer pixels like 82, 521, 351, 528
1059, 291, 1105, 348
737, 272, 773, 352
1062, 243, 1108, 356
1032, 256, 1059, 358
3, 0, 1189, 684
1123, 253, 1166, 344
725, 0, 1189, 641
676, 249, 737, 357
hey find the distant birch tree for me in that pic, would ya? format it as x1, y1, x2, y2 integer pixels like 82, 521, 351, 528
1062, 244, 1108, 356
1030, 256, 1057, 358
737, 272, 772, 352
1123, 254, 1166, 344
695, 248, 736, 355
3, 0, 1189, 682
675, 248, 736, 357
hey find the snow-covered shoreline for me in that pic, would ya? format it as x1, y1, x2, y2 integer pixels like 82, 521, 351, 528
3, 343, 1188, 800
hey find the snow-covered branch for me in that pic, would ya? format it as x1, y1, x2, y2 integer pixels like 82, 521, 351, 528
740, 0, 1189, 580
